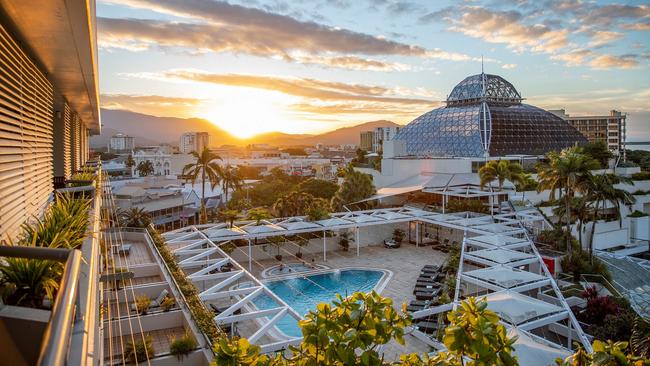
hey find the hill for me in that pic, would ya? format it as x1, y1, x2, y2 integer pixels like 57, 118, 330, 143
91, 109, 401, 148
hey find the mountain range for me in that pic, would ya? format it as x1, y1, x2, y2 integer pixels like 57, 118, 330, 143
90, 109, 402, 148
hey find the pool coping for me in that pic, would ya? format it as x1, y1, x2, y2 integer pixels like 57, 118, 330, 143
260, 262, 331, 279
239, 266, 394, 341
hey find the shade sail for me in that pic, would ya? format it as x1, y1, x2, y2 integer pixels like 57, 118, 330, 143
484, 291, 564, 325
509, 328, 571, 366
465, 265, 547, 289
466, 248, 536, 265
468, 234, 528, 248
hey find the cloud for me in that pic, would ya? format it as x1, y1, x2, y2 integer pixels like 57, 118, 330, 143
587, 31, 624, 48
290, 101, 435, 116
620, 22, 650, 31
140, 70, 436, 106
98, 0, 477, 70
446, 7, 569, 54
100, 94, 203, 116
501, 63, 517, 69
589, 54, 639, 69
290, 54, 411, 71
423, 4, 646, 70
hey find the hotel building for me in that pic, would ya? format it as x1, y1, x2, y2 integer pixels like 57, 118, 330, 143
179, 131, 210, 153
550, 109, 627, 158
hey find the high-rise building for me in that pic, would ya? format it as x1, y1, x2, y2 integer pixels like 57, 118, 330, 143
360, 131, 373, 151
373, 127, 400, 153
109, 133, 135, 153
180, 131, 210, 153
549, 109, 626, 158
0, 2, 100, 241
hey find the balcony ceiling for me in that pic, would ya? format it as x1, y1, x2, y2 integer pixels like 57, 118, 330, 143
0, 0, 101, 134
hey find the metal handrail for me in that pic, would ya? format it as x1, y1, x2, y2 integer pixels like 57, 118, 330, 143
0, 246, 82, 366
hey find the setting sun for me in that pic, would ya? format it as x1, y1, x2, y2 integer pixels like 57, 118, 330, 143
198, 93, 294, 138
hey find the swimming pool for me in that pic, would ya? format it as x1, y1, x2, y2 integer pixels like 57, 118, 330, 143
253, 269, 387, 337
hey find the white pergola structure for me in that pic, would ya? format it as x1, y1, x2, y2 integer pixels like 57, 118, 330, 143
409, 209, 592, 361
161, 206, 591, 361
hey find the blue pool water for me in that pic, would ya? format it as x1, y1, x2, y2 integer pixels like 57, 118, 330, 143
253, 269, 384, 337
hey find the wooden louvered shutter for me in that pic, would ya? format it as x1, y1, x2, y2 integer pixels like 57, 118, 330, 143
0, 23, 54, 242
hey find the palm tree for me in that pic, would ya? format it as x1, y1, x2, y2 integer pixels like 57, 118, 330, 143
585, 173, 635, 260
126, 154, 135, 176
182, 147, 222, 223
219, 165, 243, 205
478, 160, 524, 191
537, 147, 600, 252
119, 207, 152, 228
553, 196, 590, 249
247, 208, 271, 224
217, 209, 240, 228
136, 160, 154, 177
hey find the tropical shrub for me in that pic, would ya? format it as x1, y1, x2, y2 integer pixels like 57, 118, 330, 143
124, 336, 154, 364
631, 317, 650, 357
629, 210, 649, 218
21, 193, 91, 249
211, 294, 517, 366
555, 340, 648, 366
632, 171, 650, 181
146, 227, 222, 342
330, 168, 375, 210
338, 231, 350, 251
135, 294, 151, 315
0, 258, 60, 308
160, 295, 175, 312
119, 207, 152, 228
298, 178, 339, 200
67, 171, 96, 187
393, 228, 406, 243
169, 331, 198, 360
580, 286, 619, 325
446, 199, 489, 214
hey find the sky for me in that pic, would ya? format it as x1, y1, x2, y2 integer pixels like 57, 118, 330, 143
97, 0, 650, 139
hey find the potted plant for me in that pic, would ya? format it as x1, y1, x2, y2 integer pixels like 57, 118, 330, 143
169, 330, 198, 361
160, 296, 175, 312
295, 237, 309, 259
338, 231, 350, 252
125, 336, 154, 364
392, 228, 405, 243
268, 236, 284, 261
135, 294, 151, 315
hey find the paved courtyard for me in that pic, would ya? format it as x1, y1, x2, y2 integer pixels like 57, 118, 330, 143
250, 244, 450, 360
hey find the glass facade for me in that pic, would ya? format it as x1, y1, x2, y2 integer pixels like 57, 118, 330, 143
393, 73, 587, 158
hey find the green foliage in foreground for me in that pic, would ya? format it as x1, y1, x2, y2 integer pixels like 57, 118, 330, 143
21, 192, 91, 249
211, 293, 516, 366
210, 292, 650, 366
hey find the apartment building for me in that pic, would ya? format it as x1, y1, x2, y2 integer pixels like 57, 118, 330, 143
360, 131, 373, 151
108, 133, 135, 153
179, 131, 210, 153
550, 109, 627, 158
0, 1, 99, 241
359, 127, 400, 153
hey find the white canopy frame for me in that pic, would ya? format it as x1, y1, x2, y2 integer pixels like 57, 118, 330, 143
162, 206, 592, 358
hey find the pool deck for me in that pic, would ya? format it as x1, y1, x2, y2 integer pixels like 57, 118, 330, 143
249, 243, 449, 360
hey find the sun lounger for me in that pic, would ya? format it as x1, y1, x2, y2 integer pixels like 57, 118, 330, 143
384, 239, 401, 248
416, 280, 440, 287
209, 304, 242, 315
131, 289, 169, 312
409, 300, 430, 307
422, 265, 439, 270
113, 243, 132, 255
415, 321, 442, 334
406, 304, 425, 312
415, 291, 436, 301
413, 286, 441, 295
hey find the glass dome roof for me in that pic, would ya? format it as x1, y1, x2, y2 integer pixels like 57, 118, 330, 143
392, 73, 588, 158
447, 73, 522, 106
